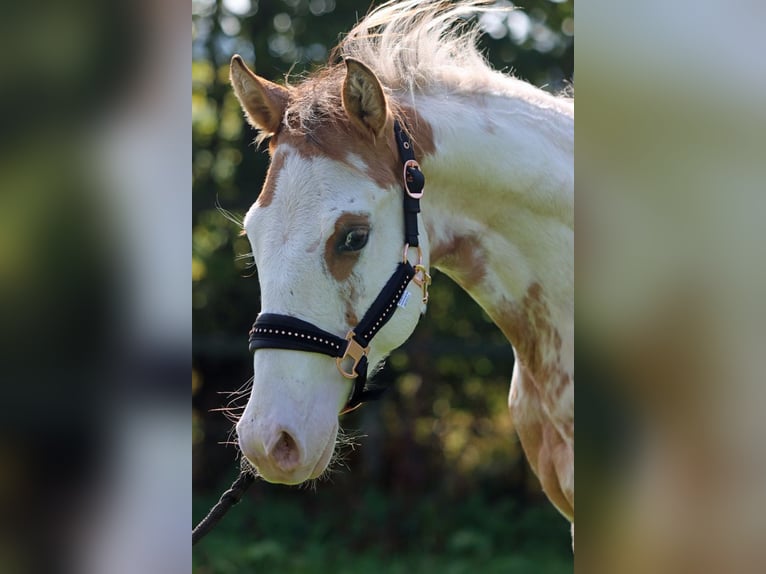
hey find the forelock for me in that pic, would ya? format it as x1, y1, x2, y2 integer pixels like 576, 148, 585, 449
283, 66, 350, 140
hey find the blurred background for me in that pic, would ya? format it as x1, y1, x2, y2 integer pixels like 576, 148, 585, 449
192, 1, 574, 572
1, 0, 764, 572
0, 1, 190, 573
576, 1, 766, 572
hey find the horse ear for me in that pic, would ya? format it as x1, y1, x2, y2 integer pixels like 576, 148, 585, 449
230, 55, 289, 135
342, 58, 388, 137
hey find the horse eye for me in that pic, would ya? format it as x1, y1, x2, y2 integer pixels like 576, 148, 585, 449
338, 227, 369, 253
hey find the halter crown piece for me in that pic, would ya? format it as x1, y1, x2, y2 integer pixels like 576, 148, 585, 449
248, 120, 431, 414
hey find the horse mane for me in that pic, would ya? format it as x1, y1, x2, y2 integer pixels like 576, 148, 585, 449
333, 0, 505, 96
278, 0, 570, 145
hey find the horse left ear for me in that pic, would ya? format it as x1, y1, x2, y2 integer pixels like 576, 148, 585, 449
342, 58, 388, 137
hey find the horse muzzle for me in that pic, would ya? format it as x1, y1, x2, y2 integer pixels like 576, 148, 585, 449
237, 417, 337, 485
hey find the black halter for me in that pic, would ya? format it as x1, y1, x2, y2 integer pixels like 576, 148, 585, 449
248, 120, 431, 414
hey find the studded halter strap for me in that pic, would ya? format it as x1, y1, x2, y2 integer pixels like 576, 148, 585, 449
248, 120, 431, 414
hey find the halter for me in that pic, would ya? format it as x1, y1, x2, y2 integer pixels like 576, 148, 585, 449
247, 120, 431, 414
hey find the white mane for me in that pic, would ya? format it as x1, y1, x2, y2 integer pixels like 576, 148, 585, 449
336, 0, 571, 106
278, 0, 570, 145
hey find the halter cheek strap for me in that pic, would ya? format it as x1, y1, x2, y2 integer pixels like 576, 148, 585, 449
247, 120, 430, 414
249, 263, 415, 412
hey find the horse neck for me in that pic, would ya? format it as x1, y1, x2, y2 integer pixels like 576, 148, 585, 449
412, 88, 574, 379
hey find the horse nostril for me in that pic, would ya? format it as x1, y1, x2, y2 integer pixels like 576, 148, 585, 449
268, 430, 301, 471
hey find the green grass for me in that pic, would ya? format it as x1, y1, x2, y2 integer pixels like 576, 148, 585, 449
193, 483, 572, 574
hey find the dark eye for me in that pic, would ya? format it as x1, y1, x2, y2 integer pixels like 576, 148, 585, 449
338, 227, 369, 253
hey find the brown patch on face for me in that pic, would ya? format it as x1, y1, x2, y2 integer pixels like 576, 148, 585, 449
430, 234, 487, 289
277, 124, 401, 191
255, 150, 286, 208
324, 213, 370, 282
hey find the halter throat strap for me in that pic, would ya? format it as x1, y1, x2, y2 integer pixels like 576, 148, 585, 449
248, 120, 428, 414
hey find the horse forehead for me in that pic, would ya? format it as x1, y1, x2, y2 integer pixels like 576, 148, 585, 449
245, 146, 379, 259
283, 141, 381, 190
248, 148, 343, 219
273, 127, 401, 192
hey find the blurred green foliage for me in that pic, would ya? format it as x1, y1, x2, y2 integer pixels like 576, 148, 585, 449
193, 0, 573, 569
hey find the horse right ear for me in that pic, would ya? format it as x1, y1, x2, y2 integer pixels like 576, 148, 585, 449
230, 55, 289, 135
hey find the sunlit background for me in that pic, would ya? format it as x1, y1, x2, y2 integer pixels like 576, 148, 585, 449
192, 1, 574, 572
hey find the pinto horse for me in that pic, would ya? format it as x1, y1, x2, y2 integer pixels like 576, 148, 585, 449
230, 0, 573, 523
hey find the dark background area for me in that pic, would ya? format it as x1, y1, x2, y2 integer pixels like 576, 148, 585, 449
192, 1, 573, 571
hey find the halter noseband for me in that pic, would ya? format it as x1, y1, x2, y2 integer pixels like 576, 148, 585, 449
248, 120, 431, 414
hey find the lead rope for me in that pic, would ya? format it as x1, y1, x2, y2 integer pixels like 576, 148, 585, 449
192, 468, 255, 546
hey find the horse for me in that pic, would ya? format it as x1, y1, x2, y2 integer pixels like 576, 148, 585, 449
229, 0, 573, 524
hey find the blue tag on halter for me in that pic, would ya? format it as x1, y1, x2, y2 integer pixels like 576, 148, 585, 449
397, 290, 411, 309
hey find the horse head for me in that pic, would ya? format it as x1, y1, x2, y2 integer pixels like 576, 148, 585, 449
230, 55, 430, 484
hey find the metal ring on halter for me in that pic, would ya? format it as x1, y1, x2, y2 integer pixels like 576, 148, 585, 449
402, 244, 431, 303
402, 159, 423, 198
402, 243, 423, 266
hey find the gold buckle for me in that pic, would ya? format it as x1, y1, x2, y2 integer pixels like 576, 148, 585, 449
336, 331, 369, 379
402, 244, 431, 304
413, 264, 432, 304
